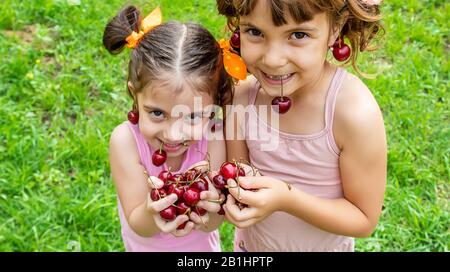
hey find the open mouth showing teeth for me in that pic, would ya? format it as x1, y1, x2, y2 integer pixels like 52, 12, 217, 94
263, 72, 294, 81
164, 142, 183, 147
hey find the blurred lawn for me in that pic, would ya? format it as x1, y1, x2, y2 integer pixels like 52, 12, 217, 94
0, 0, 448, 251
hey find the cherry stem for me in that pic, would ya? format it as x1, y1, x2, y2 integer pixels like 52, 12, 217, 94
194, 148, 212, 173
280, 76, 284, 101
232, 159, 242, 200
238, 158, 259, 177
144, 170, 162, 199
158, 142, 163, 153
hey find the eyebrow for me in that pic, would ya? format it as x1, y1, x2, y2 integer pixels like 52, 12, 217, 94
143, 105, 167, 114
240, 22, 318, 33
143, 105, 208, 117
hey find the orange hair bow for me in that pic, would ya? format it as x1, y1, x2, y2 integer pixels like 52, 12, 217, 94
219, 39, 247, 81
126, 7, 162, 49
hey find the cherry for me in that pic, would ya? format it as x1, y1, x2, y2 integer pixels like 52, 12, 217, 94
158, 170, 174, 185
220, 162, 245, 180
194, 206, 207, 216
159, 206, 176, 221
183, 187, 201, 206
172, 173, 185, 184
175, 201, 190, 215
220, 162, 237, 180
218, 204, 225, 215
184, 168, 199, 182
230, 29, 240, 49
167, 183, 184, 199
177, 221, 187, 230
332, 40, 351, 62
212, 174, 227, 190
152, 149, 167, 166
271, 96, 292, 114
127, 110, 139, 124
150, 188, 167, 201
189, 176, 209, 192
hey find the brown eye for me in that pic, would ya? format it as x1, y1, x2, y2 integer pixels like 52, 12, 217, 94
150, 111, 165, 119
247, 28, 262, 37
290, 32, 308, 40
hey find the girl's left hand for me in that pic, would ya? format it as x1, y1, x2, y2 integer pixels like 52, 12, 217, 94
224, 176, 291, 228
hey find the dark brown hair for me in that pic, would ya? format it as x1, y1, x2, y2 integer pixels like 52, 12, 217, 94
217, 0, 385, 75
103, 5, 234, 110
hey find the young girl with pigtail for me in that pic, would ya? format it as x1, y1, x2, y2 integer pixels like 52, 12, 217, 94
217, 0, 387, 251
103, 5, 245, 251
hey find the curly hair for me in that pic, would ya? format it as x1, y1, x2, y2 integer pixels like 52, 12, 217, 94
216, 0, 385, 75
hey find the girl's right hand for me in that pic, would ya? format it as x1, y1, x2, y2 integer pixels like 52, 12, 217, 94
146, 176, 195, 237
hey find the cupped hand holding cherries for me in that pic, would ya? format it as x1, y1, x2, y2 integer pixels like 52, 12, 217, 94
145, 144, 259, 235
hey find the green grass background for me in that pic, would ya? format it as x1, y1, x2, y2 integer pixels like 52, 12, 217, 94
0, 0, 448, 251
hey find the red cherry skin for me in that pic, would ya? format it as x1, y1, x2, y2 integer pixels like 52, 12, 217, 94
177, 221, 187, 230
127, 111, 139, 124
183, 188, 201, 206
167, 184, 184, 200
158, 170, 174, 185
230, 30, 240, 48
194, 206, 207, 216
271, 96, 292, 114
150, 188, 167, 201
159, 206, 176, 221
212, 174, 226, 190
220, 162, 238, 180
218, 204, 225, 215
333, 44, 351, 62
152, 150, 167, 166
175, 201, 190, 215
190, 176, 209, 192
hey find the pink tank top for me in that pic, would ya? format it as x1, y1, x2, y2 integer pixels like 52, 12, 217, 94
116, 122, 221, 252
234, 67, 354, 251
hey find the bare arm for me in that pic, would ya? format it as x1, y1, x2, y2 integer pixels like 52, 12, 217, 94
283, 87, 387, 237
225, 78, 253, 163
225, 77, 387, 237
109, 124, 189, 237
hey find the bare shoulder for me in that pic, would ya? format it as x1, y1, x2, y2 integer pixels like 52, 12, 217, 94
109, 122, 139, 163
334, 72, 386, 149
233, 75, 258, 106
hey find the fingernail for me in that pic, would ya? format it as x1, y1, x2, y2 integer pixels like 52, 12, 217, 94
227, 179, 236, 186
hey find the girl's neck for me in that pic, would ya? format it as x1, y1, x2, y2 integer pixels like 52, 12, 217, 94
290, 62, 336, 101
164, 152, 187, 173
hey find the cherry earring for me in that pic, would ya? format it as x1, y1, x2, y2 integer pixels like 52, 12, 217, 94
271, 77, 292, 114
332, 36, 351, 62
127, 110, 139, 124
229, 28, 240, 54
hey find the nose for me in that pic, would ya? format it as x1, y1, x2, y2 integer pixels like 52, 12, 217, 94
163, 120, 185, 143
262, 42, 287, 69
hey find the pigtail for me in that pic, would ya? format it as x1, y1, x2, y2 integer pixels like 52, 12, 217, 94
103, 5, 141, 55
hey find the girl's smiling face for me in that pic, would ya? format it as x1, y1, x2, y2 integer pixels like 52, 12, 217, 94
135, 76, 214, 159
239, 1, 338, 97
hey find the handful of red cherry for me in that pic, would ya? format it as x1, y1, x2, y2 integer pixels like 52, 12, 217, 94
147, 145, 257, 230
147, 167, 211, 230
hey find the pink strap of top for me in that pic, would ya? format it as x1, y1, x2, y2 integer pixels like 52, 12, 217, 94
247, 67, 346, 155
